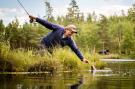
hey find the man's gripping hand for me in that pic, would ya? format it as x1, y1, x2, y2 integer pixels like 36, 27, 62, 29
82, 58, 89, 64
29, 15, 36, 23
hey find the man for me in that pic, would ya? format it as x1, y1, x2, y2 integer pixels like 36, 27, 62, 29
29, 15, 89, 63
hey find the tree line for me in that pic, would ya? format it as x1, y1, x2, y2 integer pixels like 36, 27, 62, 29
0, 0, 135, 57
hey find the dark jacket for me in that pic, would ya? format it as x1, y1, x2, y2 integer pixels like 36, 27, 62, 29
36, 18, 84, 61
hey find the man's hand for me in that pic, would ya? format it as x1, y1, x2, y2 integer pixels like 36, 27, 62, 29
82, 58, 89, 64
29, 15, 36, 20
29, 15, 36, 23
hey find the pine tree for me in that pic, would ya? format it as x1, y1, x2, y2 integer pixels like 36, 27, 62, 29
128, 4, 135, 22
87, 13, 92, 23
66, 0, 81, 22
97, 15, 110, 50
0, 20, 5, 42
44, 0, 54, 21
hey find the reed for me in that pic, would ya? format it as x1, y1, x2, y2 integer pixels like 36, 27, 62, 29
0, 42, 106, 72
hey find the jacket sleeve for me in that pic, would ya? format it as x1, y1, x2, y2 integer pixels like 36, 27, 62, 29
68, 38, 84, 61
36, 18, 62, 30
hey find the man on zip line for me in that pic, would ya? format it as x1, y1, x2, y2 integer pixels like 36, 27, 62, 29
29, 15, 89, 64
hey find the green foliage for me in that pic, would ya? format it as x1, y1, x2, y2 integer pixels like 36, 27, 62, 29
99, 54, 121, 59
128, 4, 135, 22
75, 22, 100, 51
87, 13, 92, 23
0, 1, 135, 72
0, 20, 5, 42
97, 15, 111, 50
0, 43, 103, 72
3, 20, 46, 49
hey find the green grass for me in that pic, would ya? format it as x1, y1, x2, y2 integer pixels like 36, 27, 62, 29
0, 42, 106, 72
98, 53, 135, 59
99, 54, 122, 59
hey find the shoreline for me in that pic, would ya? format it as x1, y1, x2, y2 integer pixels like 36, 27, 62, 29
100, 59, 135, 62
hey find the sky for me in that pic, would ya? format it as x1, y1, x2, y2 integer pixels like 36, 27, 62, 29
0, 0, 135, 25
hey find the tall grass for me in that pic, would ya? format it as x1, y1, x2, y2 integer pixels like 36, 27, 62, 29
0, 42, 106, 72
99, 54, 121, 59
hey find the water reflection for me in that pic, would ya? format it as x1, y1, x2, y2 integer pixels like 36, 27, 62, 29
70, 76, 83, 89
0, 61, 135, 89
0, 73, 85, 89
0, 72, 135, 89
0, 74, 23, 89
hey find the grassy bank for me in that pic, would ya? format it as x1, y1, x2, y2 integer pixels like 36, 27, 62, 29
99, 53, 135, 59
0, 42, 106, 72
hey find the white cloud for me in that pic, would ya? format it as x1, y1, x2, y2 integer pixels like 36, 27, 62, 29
0, 8, 16, 13
0, 8, 28, 25
0, 8, 25, 16
81, 5, 130, 17
53, 8, 66, 17
52, 3, 130, 18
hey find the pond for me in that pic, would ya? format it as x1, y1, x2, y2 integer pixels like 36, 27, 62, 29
0, 59, 135, 89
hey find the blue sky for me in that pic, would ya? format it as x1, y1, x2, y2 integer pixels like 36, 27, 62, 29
0, 0, 135, 25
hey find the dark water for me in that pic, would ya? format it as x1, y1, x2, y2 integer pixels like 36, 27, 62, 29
0, 61, 135, 89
